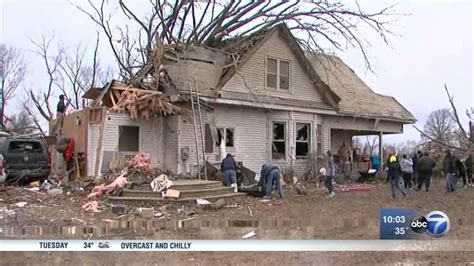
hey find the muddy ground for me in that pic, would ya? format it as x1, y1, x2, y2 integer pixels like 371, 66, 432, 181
1, 178, 473, 265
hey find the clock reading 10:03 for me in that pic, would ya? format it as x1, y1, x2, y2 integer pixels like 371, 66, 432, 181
381, 215, 406, 224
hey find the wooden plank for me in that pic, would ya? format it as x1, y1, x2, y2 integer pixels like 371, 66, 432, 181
112, 87, 163, 94
109, 92, 116, 107
94, 107, 107, 178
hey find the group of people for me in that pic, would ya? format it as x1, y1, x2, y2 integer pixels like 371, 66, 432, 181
220, 153, 283, 199
220, 148, 473, 200
387, 149, 473, 198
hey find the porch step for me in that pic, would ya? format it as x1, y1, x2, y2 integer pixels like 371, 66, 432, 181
130, 180, 222, 191
122, 186, 235, 199
109, 192, 246, 202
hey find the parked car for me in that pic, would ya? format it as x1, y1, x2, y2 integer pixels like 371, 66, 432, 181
1, 137, 51, 185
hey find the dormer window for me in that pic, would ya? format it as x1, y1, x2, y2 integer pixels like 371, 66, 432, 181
266, 58, 290, 90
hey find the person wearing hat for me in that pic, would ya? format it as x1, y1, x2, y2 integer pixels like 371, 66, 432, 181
387, 152, 407, 199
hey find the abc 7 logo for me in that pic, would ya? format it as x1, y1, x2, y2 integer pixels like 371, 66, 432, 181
410, 216, 428, 233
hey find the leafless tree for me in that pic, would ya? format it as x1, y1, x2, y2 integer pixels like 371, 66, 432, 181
421, 108, 456, 148
74, 0, 401, 83
24, 34, 114, 127
3, 109, 38, 135
0, 44, 27, 126
414, 84, 472, 153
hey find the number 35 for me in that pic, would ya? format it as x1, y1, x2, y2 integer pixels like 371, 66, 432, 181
395, 227, 405, 235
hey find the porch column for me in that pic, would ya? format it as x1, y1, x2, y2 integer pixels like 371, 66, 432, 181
379, 131, 383, 171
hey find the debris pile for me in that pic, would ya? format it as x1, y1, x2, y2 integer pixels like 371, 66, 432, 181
87, 169, 128, 200
108, 82, 183, 120
128, 152, 154, 176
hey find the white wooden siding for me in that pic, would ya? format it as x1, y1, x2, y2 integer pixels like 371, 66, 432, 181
178, 104, 268, 177
87, 124, 99, 176
330, 130, 354, 154
102, 112, 166, 168
222, 30, 325, 103
164, 115, 179, 172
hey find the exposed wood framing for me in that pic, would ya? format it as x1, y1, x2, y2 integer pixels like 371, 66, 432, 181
94, 107, 107, 178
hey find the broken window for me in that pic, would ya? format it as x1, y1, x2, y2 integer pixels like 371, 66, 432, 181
266, 58, 290, 90
316, 124, 322, 155
296, 123, 310, 158
118, 126, 139, 152
216, 128, 234, 147
272, 122, 286, 160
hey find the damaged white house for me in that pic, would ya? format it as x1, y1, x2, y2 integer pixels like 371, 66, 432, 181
65, 24, 415, 179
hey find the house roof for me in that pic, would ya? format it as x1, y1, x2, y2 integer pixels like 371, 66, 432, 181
214, 23, 415, 123
306, 54, 416, 123
215, 24, 341, 110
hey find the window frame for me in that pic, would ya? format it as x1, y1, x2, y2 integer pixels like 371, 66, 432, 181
316, 123, 323, 156
118, 125, 140, 152
215, 127, 235, 148
265, 57, 291, 91
295, 122, 311, 159
271, 121, 287, 161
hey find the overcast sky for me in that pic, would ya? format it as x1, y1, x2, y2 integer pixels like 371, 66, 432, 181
1, 0, 473, 145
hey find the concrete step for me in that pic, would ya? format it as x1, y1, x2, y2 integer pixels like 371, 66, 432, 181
122, 186, 235, 199
110, 192, 246, 202
130, 180, 223, 191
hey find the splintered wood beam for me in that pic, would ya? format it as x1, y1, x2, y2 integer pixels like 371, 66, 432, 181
112, 87, 163, 94
109, 92, 116, 107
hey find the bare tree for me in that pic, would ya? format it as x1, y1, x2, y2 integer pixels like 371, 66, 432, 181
74, 0, 401, 83
0, 44, 27, 127
422, 108, 456, 148
414, 84, 472, 153
24, 34, 114, 128
4, 109, 39, 135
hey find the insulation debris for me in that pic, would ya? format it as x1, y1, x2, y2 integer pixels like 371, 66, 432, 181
87, 169, 128, 199
128, 152, 154, 176
108, 82, 183, 120
82, 201, 100, 213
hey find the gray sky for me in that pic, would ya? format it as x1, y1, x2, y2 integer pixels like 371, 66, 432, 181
1, 0, 473, 145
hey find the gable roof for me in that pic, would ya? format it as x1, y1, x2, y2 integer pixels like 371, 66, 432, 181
306, 54, 416, 123
215, 24, 341, 110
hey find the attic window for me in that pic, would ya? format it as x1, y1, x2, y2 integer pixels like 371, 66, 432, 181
266, 58, 290, 90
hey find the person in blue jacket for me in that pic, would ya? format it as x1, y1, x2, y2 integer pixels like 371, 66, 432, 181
259, 163, 283, 199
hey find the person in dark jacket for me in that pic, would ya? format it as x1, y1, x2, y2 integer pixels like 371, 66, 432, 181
387, 154, 407, 199
221, 154, 238, 190
415, 152, 436, 192
412, 151, 422, 186
456, 158, 468, 188
466, 154, 473, 186
443, 150, 458, 192
259, 163, 283, 199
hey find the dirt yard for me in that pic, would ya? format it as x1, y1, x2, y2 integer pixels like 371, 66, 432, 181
1, 178, 473, 265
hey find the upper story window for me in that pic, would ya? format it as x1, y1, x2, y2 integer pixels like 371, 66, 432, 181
266, 58, 290, 90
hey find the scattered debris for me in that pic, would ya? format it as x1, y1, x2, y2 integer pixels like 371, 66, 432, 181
196, 198, 211, 205
154, 212, 163, 218
24, 187, 40, 192
88, 169, 128, 199
210, 198, 226, 210
247, 205, 254, 217
128, 152, 154, 176
241, 231, 256, 239
111, 205, 126, 215
164, 189, 180, 199
150, 174, 173, 192
47, 188, 64, 195
14, 202, 27, 208
139, 207, 154, 219
259, 199, 271, 203
224, 203, 238, 208
292, 176, 307, 195
30, 181, 40, 187
82, 201, 100, 213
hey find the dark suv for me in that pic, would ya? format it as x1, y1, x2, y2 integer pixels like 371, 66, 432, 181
1, 138, 51, 185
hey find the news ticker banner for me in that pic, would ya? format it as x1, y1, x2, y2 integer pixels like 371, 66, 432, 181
0, 240, 474, 252
380, 208, 452, 240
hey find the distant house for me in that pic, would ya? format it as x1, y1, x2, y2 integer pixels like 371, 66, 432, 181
61, 24, 415, 179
